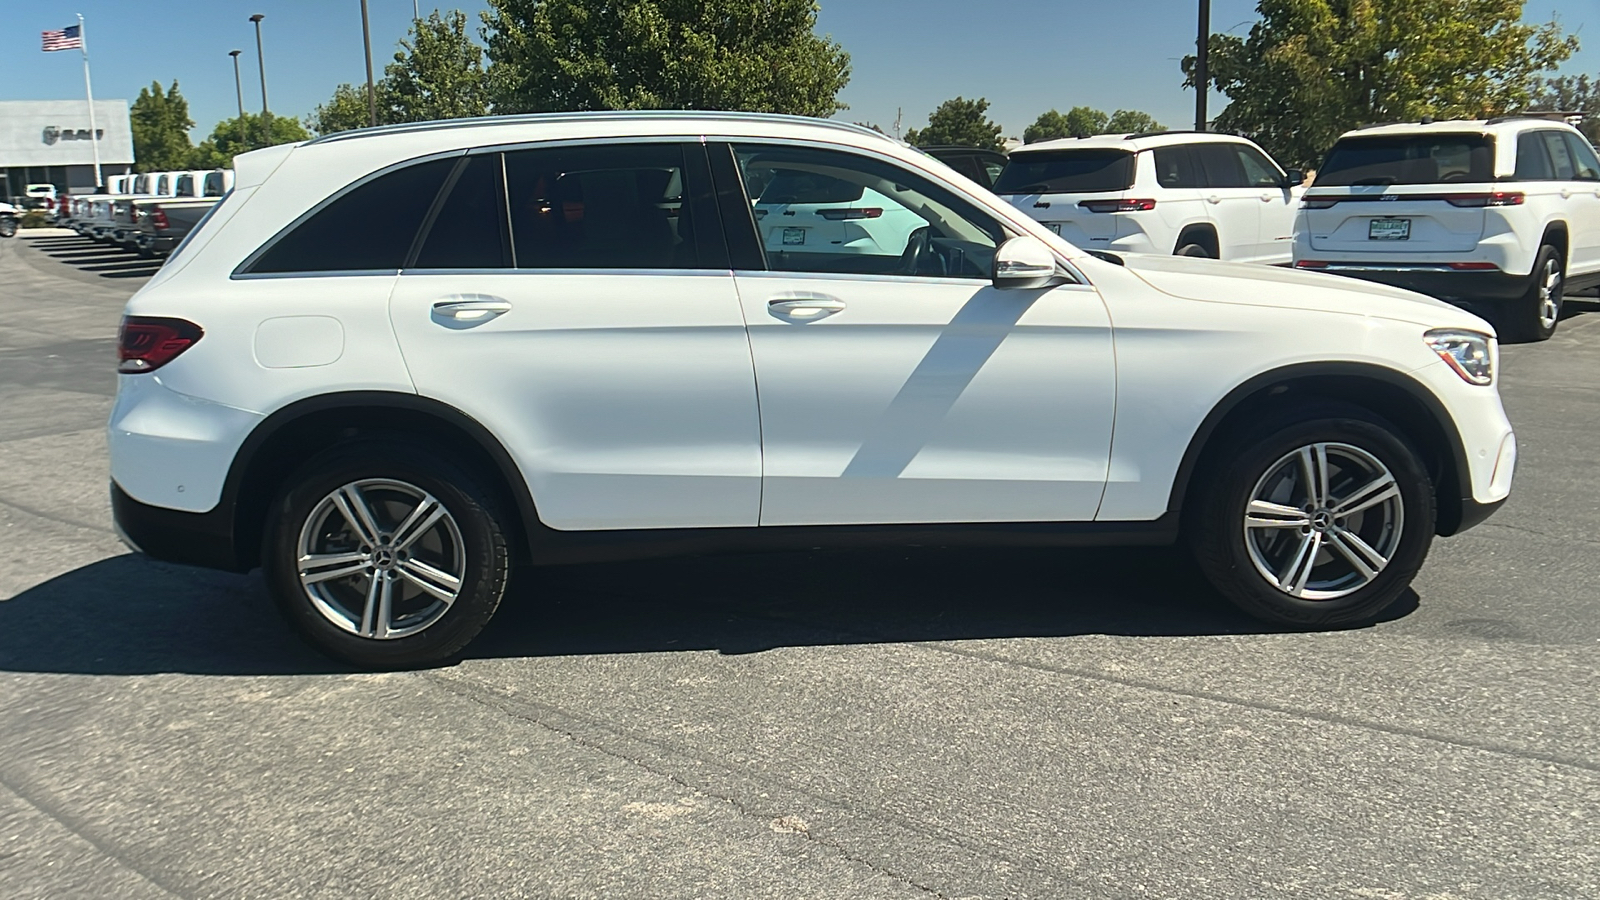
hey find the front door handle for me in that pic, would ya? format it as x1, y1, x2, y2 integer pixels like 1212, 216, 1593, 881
432, 296, 511, 324
768, 297, 846, 320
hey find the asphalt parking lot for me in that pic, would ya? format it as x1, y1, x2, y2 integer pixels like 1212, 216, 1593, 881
1, 227, 1597, 899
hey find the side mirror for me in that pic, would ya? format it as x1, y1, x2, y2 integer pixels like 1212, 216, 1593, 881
1283, 169, 1306, 188
992, 235, 1062, 290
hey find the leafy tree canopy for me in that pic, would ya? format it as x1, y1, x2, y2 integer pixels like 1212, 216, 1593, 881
481, 0, 850, 117
310, 11, 489, 136
131, 80, 196, 173
1534, 74, 1598, 142
1023, 106, 1165, 143
905, 97, 1004, 151
1183, 0, 1578, 168
188, 113, 310, 169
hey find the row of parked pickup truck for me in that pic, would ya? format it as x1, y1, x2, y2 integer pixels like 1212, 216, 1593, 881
58, 168, 235, 258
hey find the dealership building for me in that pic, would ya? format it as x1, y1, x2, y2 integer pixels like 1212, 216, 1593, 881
0, 100, 133, 201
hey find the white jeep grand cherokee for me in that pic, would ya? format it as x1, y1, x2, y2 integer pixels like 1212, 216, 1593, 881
110, 112, 1516, 668
1294, 117, 1600, 341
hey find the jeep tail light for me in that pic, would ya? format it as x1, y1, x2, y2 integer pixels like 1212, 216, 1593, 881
818, 208, 884, 220
1300, 197, 1340, 209
1079, 199, 1156, 213
118, 316, 203, 374
1445, 192, 1524, 207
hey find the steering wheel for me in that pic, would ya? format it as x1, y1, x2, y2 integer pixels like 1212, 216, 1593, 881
899, 226, 933, 276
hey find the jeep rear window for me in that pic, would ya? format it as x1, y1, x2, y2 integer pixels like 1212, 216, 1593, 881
1316, 135, 1494, 186
992, 150, 1134, 194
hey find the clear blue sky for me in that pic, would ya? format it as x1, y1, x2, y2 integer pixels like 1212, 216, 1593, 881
2, 1, 1596, 141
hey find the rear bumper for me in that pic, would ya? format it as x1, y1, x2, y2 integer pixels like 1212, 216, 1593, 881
111, 481, 246, 572
1298, 266, 1529, 304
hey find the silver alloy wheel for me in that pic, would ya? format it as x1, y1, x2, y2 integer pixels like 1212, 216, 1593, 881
1537, 256, 1562, 330
1243, 442, 1404, 601
296, 479, 465, 640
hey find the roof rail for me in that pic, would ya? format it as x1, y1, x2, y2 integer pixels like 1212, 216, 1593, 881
1486, 111, 1585, 126
304, 110, 890, 146
1123, 129, 1219, 140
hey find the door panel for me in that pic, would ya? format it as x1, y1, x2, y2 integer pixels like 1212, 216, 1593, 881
1193, 144, 1261, 261
391, 273, 762, 530
735, 274, 1115, 525
1560, 133, 1600, 275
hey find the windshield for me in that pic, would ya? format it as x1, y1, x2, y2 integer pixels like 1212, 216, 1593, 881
1316, 134, 1494, 186
992, 150, 1135, 194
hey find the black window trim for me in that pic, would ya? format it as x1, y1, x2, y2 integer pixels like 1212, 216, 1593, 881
1561, 131, 1600, 181
1512, 130, 1559, 182
232, 148, 466, 280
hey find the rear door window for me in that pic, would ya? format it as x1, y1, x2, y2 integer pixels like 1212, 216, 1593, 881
246, 156, 455, 274
992, 150, 1134, 194
413, 154, 510, 269
1562, 133, 1600, 181
1194, 144, 1249, 188
1541, 132, 1577, 180
1514, 133, 1555, 180
1316, 135, 1494, 185
502, 143, 702, 269
1233, 146, 1284, 187
1152, 146, 1201, 188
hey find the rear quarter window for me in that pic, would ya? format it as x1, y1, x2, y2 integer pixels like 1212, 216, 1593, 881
1316, 135, 1494, 186
993, 150, 1134, 194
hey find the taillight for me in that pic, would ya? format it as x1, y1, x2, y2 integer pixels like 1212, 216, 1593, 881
1300, 197, 1340, 209
118, 316, 203, 374
1294, 260, 1330, 268
151, 207, 170, 230
1445, 192, 1524, 207
818, 208, 884, 220
1079, 199, 1156, 213
1446, 262, 1499, 270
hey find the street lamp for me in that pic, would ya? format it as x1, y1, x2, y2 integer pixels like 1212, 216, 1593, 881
250, 14, 270, 145
1194, 0, 1210, 131
360, 0, 378, 128
228, 50, 245, 124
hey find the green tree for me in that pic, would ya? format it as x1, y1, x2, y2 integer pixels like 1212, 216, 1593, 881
1105, 109, 1164, 134
188, 113, 310, 169
905, 97, 1004, 150
130, 80, 196, 173
387, 10, 490, 122
481, 0, 850, 116
308, 83, 383, 136
1023, 106, 1163, 143
1183, 0, 1578, 167
1534, 74, 1598, 142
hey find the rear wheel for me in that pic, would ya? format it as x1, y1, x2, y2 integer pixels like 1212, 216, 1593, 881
1176, 242, 1212, 258
1188, 405, 1434, 627
263, 441, 511, 669
1498, 245, 1563, 343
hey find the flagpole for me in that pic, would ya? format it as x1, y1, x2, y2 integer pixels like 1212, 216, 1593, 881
77, 13, 103, 189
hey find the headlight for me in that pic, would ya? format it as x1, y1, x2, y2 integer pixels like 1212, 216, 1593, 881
1424, 329, 1494, 385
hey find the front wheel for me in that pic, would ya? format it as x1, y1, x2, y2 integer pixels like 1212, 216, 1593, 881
0, 217, 17, 239
1188, 406, 1435, 627
263, 441, 511, 669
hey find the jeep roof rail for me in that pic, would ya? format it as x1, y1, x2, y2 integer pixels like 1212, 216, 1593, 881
1486, 111, 1584, 126
1123, 129, 1220, 140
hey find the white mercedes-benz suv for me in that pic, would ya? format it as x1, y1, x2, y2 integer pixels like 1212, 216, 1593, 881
1294, 117, 1600, 342
110, 112, 1515, 668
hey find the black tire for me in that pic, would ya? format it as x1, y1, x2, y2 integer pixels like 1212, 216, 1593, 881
0, 218, 17, 239
1497, 244, 1563, 343
1176, 242, 1212, 258
263, 440, 511, 669
1187, 403, 1435, 627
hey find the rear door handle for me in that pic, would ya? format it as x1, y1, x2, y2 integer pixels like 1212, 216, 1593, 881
1206, 194, 1221, 204
432, 296, 511, 325
768, 297, 846, 320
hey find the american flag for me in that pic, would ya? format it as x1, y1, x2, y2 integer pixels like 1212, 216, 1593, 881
42, 25, 83, 52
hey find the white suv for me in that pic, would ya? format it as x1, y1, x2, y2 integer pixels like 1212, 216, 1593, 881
110, 112, 1514, 667
994, 131, 1302, 264
1294, 118, 1600, 341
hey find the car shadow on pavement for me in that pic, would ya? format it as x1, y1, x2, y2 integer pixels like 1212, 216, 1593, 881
0, 545, 1417, 676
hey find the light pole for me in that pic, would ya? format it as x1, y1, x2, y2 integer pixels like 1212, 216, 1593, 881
250, 14, 270, 145
228, 50, 245, 124
1194, 0, 1210, 131
360, 0, 378, 128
